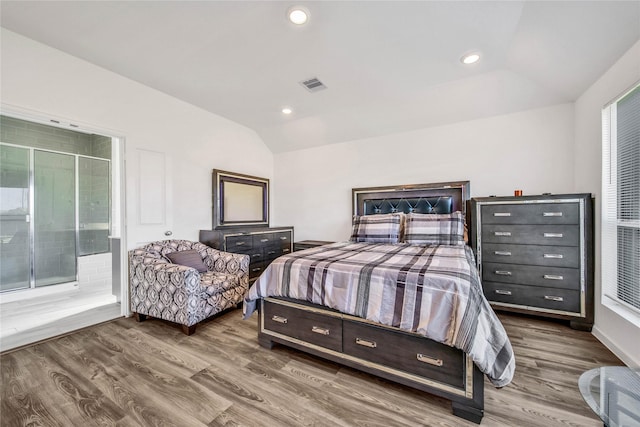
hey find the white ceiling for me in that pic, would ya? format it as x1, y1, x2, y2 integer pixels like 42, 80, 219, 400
1, 1, 639, 153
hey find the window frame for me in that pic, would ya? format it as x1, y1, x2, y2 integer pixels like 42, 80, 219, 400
601, 82, 640, 322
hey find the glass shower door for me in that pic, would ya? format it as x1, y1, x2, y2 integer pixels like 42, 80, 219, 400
0, 145, 30, 291
34, 150, 77, 287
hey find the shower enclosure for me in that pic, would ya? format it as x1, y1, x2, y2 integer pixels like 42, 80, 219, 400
0, 116, 111, 293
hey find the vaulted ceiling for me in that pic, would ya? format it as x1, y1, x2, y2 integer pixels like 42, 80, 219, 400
2, 1, 639, 153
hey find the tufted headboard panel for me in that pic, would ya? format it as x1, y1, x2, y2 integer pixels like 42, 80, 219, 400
353, 181, 470, 217
362, 196, 452, 215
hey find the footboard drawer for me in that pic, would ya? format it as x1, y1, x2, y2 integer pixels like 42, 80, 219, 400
262, 300, 342, 352
343, 320, 465, 389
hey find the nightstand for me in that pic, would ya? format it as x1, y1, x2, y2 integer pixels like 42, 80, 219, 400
293, 240, 334, 251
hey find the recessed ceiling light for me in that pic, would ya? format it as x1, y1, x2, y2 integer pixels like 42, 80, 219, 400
282, 107, 293, 115
461, 52, 480, 65
287, 6, 309, 25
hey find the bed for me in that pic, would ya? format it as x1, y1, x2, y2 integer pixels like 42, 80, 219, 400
243, 181, 515, 424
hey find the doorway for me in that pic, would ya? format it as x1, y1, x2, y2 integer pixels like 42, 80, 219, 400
0, 115, 123, 351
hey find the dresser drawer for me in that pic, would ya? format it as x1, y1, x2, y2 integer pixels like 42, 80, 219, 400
263, 246, 279, 260
249, 261, 265, 279
254, 232, 292, 254
253, 233, 275, 246
247, 249, 264, 264
343, 320, 465, 389
484, 282, 580, 313
272, 231, 292, 248
482, 243, 579, 268
253, 231, 292, 247
483, 262, 580, 290
481, 203, 579, 225
263, 246, 291, 260
225, 235, 253, 250
263, 301, 342, 352
481, 224, 580, 246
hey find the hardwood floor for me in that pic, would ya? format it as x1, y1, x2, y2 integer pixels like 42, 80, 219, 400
1, 309, 620, 426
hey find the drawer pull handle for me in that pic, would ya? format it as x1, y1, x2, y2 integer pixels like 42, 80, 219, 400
544, 274, 564, 280
495, 289, 512, 295
543, 253, 563, 259
236, 242, 246, 246
355, 338, 377, 348
494, 251, 512, 256
260, 238, 269, 243
544, 295, 564, 302
311, 326, 330, 335
494, 231, 512, 237
251, 268, 262, 272
544, 233, 563, 238
493, 212, 511, 217
495, 270, 512, 276
252, 253, 261, 257
272, 315, 288, 324
282, 248, 290, 253
543, 212, 563, 217
268, 251, 276, 255
416, 354, 443, 367
280, 236, 288, 240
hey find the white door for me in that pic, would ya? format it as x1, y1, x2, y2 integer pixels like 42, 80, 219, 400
128, 148, 173, 248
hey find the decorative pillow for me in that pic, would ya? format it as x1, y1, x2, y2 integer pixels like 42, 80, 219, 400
404, 211, 465, 246
165, 250, 208, 273
350, 213, 403, 243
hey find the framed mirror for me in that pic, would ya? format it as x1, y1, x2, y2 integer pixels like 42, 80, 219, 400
212, 169, 269, 228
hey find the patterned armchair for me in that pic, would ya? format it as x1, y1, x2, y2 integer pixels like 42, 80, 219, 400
129, 239, 249, 335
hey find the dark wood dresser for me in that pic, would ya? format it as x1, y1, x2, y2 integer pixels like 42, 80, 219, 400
469, 194, 594, 330
199, 227, 293, 283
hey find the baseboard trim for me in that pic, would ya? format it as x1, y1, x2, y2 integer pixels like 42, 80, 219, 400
592, 325, 640, 368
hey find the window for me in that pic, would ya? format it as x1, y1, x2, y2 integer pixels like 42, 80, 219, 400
602, 83, 640, 315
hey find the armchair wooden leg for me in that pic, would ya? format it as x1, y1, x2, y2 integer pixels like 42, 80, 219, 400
182, 324, 196, 336
134, 313, 147, 322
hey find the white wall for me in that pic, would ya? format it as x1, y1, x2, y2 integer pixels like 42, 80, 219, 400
273, 103, 575, 242
0, 29, 274, 247
574, 39, 640, 368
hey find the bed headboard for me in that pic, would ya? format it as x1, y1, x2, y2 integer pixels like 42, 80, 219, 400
352, 180, 470, 217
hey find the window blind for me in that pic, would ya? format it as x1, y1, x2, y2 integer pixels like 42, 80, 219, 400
602, 84, 640, 314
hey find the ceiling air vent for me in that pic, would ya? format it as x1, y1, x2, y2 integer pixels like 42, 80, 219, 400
300, 77, 327, 93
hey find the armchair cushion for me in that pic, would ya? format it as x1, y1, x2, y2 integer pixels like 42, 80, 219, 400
166, 250, 207, 273
200, 271, 240, 294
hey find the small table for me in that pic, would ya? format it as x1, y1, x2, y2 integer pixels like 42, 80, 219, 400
293, 240, 334, 251
578, 366, 640, 427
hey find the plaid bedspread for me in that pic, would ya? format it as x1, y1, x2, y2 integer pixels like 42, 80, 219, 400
243, 241, 515, 387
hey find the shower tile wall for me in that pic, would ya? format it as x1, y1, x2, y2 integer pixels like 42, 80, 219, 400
90, 134, 112, 160
79, 157, 110, 255
0, 116, 110, 159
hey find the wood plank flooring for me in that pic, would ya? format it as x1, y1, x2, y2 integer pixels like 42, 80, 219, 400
0, 309, 621, 426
